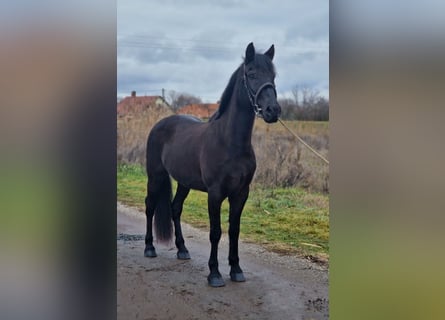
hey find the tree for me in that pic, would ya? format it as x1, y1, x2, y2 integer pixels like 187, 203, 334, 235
279, 85, 329, 121
167, 90, 202, 111
166, 90, 179, 109
292, 85, 300, 108
278, 98, 297, 120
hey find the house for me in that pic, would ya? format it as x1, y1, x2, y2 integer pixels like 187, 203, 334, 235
117, 91, 171, 116
177, 103, 219, 119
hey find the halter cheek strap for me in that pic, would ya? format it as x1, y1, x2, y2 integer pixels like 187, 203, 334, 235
243, 64, 277, 117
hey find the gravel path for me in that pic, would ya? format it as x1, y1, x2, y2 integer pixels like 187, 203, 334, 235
117, 202, 328, 320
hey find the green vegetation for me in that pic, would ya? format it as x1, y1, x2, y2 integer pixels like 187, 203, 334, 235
118, 163, 329, 261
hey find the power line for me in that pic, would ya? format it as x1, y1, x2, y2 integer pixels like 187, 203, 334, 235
118, 35, 328, 54
124, 35, 243, 47
118, 42, 328, 54
118, 35, 328, 52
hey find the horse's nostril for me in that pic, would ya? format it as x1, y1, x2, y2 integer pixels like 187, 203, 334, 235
265, 105, 279, 115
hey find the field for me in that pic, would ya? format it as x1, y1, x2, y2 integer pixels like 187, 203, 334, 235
118, 163, 329, 261
251, 119, 329, 192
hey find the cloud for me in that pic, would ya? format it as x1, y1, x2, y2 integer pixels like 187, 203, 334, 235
117, 0, 328, 101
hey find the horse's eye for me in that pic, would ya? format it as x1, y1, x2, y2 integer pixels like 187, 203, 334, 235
248, 73, 256, 79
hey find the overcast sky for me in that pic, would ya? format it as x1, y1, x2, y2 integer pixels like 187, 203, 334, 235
117, 0, 328, 102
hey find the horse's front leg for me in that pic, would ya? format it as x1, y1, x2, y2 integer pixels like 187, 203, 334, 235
207, 190, 225, 287
228, 186, 249, 282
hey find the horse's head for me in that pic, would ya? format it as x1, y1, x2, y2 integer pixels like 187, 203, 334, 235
243, 42, 281, 123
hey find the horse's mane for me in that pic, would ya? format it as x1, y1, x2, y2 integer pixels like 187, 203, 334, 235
208, 65, 241, 122
209, 54, 275, 122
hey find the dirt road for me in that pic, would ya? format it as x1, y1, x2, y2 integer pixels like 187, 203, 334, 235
117, 203, 328, 320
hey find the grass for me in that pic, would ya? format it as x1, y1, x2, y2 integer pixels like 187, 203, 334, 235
252, 120, 329, 192
117, 163, 329, 262
254, 119, 329, 135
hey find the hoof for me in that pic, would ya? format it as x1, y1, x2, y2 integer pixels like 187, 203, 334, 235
230, 272, 246, 282
144, 248, 157, 258
207, 275, 225, 287
177, 251, 191, 260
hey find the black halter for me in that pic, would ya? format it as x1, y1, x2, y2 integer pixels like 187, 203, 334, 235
242, 64, 277, 117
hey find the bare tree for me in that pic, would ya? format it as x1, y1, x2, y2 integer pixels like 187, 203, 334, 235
278, 98, 297, 119
292, 85, 300, 107
166, 90, 179, 108
304, 87, 320, 108
282, 84, 329, 121
167, 90, 202, 111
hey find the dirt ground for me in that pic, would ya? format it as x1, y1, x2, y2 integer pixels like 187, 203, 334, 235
117, 202, 329, 320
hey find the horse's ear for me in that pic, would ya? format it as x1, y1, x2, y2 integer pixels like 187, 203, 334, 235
264, 44, 274, 61
245, 42, 255, 64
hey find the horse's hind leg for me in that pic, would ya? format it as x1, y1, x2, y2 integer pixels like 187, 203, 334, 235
172, 183, 191, 259
144, 181, 158, 257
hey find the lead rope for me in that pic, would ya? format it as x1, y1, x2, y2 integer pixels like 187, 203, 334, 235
277, 118, 329, 165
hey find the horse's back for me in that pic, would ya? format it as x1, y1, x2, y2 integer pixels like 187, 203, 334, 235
148, 115, 205, 147
150, 114, 201, 132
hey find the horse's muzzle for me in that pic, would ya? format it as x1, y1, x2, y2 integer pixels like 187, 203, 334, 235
263, 104, 281, 123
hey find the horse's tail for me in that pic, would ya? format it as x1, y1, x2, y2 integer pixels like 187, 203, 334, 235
153, 172, 173, 243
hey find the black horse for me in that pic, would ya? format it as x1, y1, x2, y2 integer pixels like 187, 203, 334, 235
144, 42, 281, 287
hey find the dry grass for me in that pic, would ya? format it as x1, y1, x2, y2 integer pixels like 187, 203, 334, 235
117, 108, 329, 193
117, 105, 173, 164
252, 120, 329, 192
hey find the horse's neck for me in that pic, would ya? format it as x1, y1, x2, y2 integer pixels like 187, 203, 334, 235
222, 77, 255, 150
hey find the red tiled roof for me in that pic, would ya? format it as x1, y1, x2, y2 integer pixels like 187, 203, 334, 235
117, 95, 169, 116
177, 103, 219, 119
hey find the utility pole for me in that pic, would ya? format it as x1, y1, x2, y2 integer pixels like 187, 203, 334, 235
162, 88, 165, 100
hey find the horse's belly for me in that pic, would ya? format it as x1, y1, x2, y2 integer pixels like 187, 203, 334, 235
169, 170, 207, 192
183, 180, 207, 192
163, 156, 207, 192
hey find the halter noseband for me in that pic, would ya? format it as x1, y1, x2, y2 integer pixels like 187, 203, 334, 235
243, 64, 277, 117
